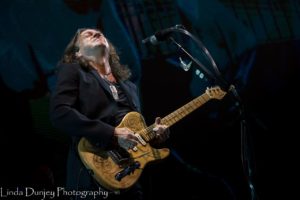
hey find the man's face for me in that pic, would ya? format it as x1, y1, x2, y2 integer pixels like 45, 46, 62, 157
77, 29, 109, 51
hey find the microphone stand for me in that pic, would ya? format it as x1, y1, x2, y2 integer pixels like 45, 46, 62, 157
168, 27, 258, 200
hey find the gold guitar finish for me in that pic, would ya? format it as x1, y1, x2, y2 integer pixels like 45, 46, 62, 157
78, 112, 170, 191
78, 86, 226, 191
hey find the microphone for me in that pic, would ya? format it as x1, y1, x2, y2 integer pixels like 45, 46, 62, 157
142, 24, 184, 45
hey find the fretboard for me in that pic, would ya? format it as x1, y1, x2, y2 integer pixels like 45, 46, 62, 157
141, 92, 210, 141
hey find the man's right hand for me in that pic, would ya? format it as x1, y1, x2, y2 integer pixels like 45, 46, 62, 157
114, 127, 139, 150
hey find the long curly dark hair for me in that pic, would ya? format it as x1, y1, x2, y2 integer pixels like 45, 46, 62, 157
60, 28, 131, 81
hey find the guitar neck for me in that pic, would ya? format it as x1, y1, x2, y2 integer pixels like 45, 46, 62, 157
161, 92, 210, 126
142, 92, 210, 141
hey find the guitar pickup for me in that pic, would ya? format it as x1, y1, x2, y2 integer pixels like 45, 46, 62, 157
134, 133, 146, 146
115, 161, 140, 181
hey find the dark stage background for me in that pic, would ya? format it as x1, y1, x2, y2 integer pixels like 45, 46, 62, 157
0, 0, 299, 200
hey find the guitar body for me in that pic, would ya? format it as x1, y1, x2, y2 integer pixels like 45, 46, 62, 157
78, 112, 170, 191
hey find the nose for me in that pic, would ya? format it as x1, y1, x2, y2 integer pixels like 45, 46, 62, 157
93, 32, 101, 38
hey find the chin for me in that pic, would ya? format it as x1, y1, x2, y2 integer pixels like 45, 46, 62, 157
96, 45, 109, 55
96, 43, 108, 49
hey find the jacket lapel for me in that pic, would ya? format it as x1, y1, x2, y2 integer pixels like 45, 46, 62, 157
90, 69, 113, 97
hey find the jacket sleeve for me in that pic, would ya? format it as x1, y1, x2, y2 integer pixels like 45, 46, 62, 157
49, 63, 114, 148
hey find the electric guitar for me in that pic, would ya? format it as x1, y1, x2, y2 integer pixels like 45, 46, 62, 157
78, 86, 226, 191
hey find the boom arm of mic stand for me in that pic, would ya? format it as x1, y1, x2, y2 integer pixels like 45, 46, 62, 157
168, 28, 242, 106
168, 37, 219, 85
170, 28, 226, 84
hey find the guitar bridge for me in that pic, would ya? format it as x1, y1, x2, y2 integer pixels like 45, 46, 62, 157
115, 161, 140, 181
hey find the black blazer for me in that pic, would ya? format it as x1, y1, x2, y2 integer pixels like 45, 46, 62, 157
50, 62, 141, 147
49, 63, 141, 190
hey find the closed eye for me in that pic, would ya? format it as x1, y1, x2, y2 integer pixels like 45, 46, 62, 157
81, 30, 103, 39
82, 32, 93, 38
